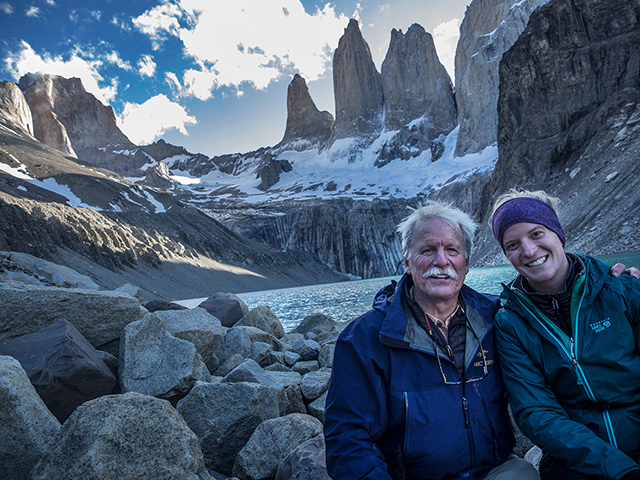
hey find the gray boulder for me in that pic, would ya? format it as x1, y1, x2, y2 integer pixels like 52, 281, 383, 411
30, 392, 212, 480
198, 297, 245, 327
119, 313, 210, 401
251, 341, 274, 366
300, 368, 331, 402
143, 299, 188, 312
5, 251, 99, 289
214, 353, 246, 377
216, 328, 253, 364
284, 351, 302, 367
275, 434, 331, 480
0, 284, 146, 355
0, 355, 60, 480
177, 381, 281, 475
292, 361, 319, 375
236, 305, 285, 339
265, 371, 302, 389
114, 283, 143, 302
290, 313, 339, 337
0, 319, 117, 422
206, 292, 250, 315
285, 384, 307, 415
318, 343, 335, 368
233, 414, 323, 480
308, 391, 328, 422
292, 339, 320, 361
222, 359, 288, 415
154, 307, 225, 371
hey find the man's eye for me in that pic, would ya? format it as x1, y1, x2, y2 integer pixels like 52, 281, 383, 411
532, 230, 544, 238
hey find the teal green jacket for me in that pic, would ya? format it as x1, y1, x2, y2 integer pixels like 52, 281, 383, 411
496, 254, 640, 479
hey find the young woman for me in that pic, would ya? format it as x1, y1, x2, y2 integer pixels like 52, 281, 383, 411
490, 189, 640, 480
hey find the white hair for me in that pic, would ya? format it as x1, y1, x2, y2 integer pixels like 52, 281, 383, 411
397, 201, 477, 259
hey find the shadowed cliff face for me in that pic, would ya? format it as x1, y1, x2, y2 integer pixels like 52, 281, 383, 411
454, 0, 548, 157
473, 0, 640, 265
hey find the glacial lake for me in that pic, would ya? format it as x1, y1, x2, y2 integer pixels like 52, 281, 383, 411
177, 251, 640, 333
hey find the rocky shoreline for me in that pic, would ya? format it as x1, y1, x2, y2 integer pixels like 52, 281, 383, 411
1, 251, 347, 479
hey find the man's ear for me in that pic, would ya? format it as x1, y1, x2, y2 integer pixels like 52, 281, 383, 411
404, 256, 411, 275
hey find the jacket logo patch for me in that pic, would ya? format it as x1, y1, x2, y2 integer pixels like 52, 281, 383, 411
590, 318, 611, 333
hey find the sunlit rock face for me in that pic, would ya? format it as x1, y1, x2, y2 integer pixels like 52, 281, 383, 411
279, 74, 334, 149
0, 81, 34, 138
454, 0, 548, 157
330, 19, 384, 143
381, 24, 457, 136
19, 74, 149, 176
472, 0, 640, 264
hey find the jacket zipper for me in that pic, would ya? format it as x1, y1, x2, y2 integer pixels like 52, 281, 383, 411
512, 275, 619, 446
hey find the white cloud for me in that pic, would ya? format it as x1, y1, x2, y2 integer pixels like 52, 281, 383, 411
107, 51, 132, 70
138, 54, 156, 77
26, 6, 40, 17
4, 41, 118, 104
133, 0, 349, 97
117, 94, 197, 145
0, 2, 14, 14
433, 17, 460, 80
46, 0, 56, 5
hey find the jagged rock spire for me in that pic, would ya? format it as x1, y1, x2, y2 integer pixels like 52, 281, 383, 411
381, 23, 457, 137
331, 19, 384, 141
279, 74, 334, 146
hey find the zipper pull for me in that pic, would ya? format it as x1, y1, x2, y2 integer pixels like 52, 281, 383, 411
570, 338, 583, 385
446, 345, 454, 359
462, 396, 470, 428
552, 297, 559, 311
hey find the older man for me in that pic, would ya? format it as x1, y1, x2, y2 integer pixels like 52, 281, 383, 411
323, 201, 539, 480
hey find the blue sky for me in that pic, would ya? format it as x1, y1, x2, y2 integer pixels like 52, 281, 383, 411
0, 0, 471, 157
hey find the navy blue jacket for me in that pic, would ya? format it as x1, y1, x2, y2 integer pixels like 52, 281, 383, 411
324, 274, 514, 480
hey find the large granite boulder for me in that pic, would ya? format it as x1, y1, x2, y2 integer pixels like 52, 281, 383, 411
290, 313, 341, 337
30, 392, 212, 480
300, 368, 331, 402
222, 359, 288, 416
0, 283, 147, 354
232, 413, 323, 480
215, 327, 253, 364
0, 355, 60, 480
0, 319, 117, 422
275, 434, 331, 480
198, 297, 246, 327
236, 305, 285, 339
154, 307, 225, 371
119, 313, 211, 401
3, 251, 99, 289
177, 381, 281, 475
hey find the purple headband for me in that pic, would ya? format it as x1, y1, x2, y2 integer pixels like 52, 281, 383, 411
491, 197, 565, 250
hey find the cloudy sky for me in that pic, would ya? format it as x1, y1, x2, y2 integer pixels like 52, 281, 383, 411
0, 0, 471, 157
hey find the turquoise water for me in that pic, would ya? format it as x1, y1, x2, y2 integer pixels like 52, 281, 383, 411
178, 251, 640, 333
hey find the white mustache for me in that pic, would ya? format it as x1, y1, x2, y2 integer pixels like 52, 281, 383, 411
423, 267, 458, 280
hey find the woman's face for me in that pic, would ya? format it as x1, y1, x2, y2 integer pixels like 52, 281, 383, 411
502, 222, 569, 294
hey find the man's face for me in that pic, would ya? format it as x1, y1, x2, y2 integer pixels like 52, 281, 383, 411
404, 217, 469, 306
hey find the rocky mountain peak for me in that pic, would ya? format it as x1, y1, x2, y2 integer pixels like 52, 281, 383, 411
0, 81, 34, 138
330, 19, 384, 143
22, 74, 133, 153
278, 74, 334, 148
381, 23, 457, 137
21, 74, 77, 157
